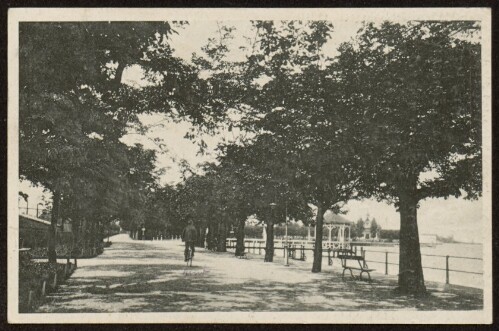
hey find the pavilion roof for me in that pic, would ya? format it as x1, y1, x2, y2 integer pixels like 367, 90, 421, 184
323, 210, 353, 225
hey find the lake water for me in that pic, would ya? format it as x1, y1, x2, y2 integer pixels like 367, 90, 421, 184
232, 238, 485, 289
357, 243, 484, 288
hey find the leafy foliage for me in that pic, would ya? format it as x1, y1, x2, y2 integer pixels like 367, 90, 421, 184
18, 20, 482, 295
19, 21, 217, 260
332, 21, 481, 293
334, 21, 481, 203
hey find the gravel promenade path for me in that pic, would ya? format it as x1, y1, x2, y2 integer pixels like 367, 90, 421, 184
36, 234, 483, 313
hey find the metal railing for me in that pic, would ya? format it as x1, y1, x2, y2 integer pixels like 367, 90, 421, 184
226, 238, 351, 250
225, 239, 483, 286
358, 248, 483, 285
18, 207, 50, 219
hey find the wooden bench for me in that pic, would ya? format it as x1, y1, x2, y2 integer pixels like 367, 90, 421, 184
337, 252, 375, 282
329, 248, 354, 266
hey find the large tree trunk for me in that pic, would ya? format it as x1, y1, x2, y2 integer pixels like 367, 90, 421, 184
89, 221, 96, 254
312, 202, 324, 273
217, 219, 227, 252
81, 218, 88, 253
264, 218, 274, 262
397, 190, 426, 295
196, 224, 207, 248
235, 219, 246, 257
207, 223, 217, 250
97, 221, 103, 246
47, 191, 60, 264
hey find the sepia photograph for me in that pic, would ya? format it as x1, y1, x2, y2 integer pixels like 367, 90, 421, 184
7, 7, 492, 324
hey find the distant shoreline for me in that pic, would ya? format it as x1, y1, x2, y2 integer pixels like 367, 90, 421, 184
351, 241, 483, 246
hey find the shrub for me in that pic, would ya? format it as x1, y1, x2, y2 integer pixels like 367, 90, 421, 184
19, 258, 73, 313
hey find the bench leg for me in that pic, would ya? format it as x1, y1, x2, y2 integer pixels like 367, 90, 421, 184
360, 271, 372, 282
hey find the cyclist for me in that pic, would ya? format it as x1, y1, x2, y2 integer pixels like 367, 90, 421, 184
181, 219, 198, 262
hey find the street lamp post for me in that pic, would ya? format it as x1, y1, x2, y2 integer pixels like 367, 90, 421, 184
284, 201, 289, 267
265, 202, 277, 263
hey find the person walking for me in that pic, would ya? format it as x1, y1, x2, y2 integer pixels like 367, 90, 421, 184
181, 220, 198, 261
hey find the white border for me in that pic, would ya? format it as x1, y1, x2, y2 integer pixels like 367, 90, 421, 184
7, 7, 493, 324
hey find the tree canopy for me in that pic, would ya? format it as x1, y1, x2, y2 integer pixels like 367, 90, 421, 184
19, 20, 483, 295
19, 22, 221, 261
332, 21, 481, 293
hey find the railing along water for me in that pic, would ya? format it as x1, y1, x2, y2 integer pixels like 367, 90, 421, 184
225, 238, 483, 288
355, 247, 483, 287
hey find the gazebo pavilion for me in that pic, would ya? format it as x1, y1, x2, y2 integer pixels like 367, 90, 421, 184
313, 210, 353, 244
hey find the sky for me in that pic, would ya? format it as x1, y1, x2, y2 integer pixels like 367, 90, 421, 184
19, 20, 484, 243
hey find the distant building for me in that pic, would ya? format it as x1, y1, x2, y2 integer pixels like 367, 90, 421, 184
361, 216, 379, 241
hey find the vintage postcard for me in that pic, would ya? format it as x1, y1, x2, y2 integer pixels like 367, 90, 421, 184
7, 7, 492, 324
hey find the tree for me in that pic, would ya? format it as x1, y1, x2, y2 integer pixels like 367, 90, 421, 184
370, 218, 380, 238
173, 160, 256, 253
212, 161, 259, 257
335, 21, 481, 294
116, 145, 159, 238
137, 184, 181, 240
19, 22, 216, 262
233, 21, 362, 272
219, 137, 313, 262
354, 218, 365, 239
19, 22, 177, 89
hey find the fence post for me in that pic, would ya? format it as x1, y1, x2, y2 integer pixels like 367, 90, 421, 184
328, 248, 332, 266
361, 248, 366, 268
385, 251, 388, 275
53, 273, 58, 289
446, 255, 450, 284
74, 258, 77, 268
28, 290, 34, 308
42, 281, 47, 296
258, 242, 261, 255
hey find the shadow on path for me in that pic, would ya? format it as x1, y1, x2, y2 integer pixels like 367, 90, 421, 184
36, 235, 483, 313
